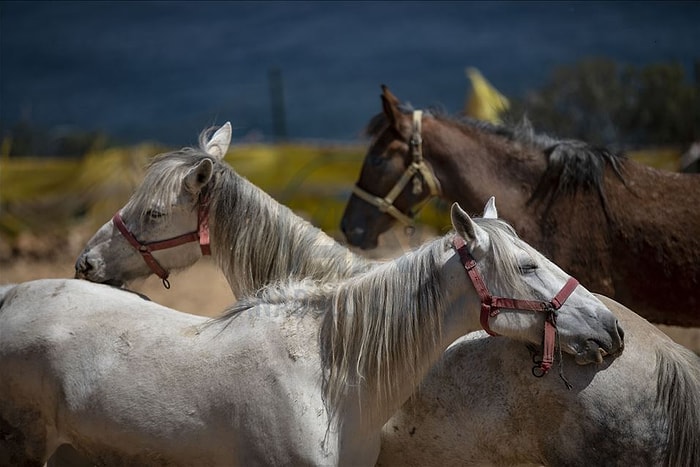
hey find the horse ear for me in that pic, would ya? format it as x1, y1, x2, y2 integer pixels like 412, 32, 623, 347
205, 122, 231, 159
451, 202, 490, 258
381, 85, 402, 127
381, 84, 400, 107
482, 196, 498, 219
184, 158, 214, 195
381, 85, 410, 136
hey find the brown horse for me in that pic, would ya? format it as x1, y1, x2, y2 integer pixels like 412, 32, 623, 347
341, 85, 700, 327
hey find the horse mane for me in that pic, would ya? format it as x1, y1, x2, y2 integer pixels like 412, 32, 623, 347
320, 235, 447, 423
215, 217, 534, 423
126, 138, 372, 298
365, 107, 627, 217
655, 341, 700, 466
211, 166, 372, 298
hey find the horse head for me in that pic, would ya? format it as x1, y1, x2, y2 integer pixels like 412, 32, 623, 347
450, 198, 625, 367
75, 123, 232, 287
341, 85, 440, 249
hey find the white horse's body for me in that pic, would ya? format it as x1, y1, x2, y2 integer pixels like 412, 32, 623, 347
2, 203, 623, 465
0, 279, 335, 466
380, 294, 700, 466
2, 281, 696, 466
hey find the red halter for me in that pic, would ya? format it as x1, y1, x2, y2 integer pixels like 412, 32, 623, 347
453, 236, 579, 376
112, 194, 211, 289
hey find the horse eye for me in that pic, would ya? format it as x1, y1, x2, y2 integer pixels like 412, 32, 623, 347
519, 264, 538, 274
146, 209, 165, 219
370, 154, 386, 167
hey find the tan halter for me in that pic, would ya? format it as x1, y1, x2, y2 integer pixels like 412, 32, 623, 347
352, 110, 440, 227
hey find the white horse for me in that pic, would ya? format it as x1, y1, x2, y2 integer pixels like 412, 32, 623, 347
75, 122, 372, 296
1, 202, 622, 465
380, 293, 700, 466
74, 123, 698, 465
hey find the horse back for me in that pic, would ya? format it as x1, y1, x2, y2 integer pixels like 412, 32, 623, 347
602, 164, 700, 325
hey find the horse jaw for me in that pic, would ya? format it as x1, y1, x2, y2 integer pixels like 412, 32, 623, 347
556, 302, 626, 365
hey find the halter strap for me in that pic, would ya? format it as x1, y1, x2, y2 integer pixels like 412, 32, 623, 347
452, 235, 579, 376
352, 110, 440, 227
112, 193, 211, 288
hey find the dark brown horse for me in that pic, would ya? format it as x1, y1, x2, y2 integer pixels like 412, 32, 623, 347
341, 85, 700, 327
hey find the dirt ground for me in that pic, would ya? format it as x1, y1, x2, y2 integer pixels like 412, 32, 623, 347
1, 225, 699, 354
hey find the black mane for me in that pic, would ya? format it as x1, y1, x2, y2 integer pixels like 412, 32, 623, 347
365, 106, 627, 216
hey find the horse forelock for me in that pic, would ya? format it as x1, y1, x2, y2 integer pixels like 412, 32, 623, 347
473, 217, 538, 300
125, 147, 217, 227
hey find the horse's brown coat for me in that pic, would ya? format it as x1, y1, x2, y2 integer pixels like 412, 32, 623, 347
342, 86, 700, 326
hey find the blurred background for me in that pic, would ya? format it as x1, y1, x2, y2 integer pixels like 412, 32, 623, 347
2, 1, 698, 147
1, 1, 699, 347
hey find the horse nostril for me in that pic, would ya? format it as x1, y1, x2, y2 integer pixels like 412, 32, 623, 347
343, 227, 366, 247
74, 255, 93, 278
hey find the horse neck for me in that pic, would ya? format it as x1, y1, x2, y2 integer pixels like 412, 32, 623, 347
423, 117, 547, 216
323, 236, 481, 431
209, 168, 372, 297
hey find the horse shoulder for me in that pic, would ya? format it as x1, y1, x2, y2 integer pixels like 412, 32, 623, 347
205, 307, 333, 465
380, 332, 548, 465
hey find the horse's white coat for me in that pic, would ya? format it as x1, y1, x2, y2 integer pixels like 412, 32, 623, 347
378, 294, 700, 466
0, 280, 333, 466
2, 202, 624, 466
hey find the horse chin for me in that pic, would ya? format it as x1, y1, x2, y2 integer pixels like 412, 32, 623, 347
74, 267, 125, 288
98, 278, 126, 288
360, 238, 379, 250
345, 234, 378, 250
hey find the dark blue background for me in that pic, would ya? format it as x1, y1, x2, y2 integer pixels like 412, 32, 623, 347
1, 1, 698, 145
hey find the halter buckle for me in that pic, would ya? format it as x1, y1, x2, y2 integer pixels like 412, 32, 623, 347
532, 365, 547, 378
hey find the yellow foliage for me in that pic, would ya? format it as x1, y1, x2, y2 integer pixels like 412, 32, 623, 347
0, 157, 82, 203
1, 139, 686, 246
2, 144, 425, 241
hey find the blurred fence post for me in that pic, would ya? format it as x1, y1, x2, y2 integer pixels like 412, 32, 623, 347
268, 68, 288, 142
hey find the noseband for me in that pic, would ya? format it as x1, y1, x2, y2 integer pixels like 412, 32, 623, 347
352, 110, 440, 228
453, 236, 579, 377
112, 193, 211, 289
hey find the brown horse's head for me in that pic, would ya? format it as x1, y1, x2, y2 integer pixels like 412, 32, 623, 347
341, 85, 438, 249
